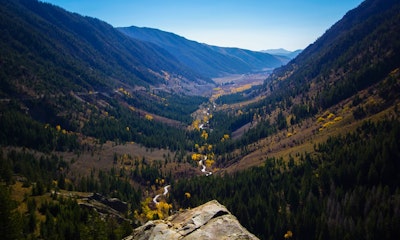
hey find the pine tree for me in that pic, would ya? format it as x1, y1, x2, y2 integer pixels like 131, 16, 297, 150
0, 186, 22, 240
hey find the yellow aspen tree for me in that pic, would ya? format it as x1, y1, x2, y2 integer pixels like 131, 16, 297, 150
203, 115, 209, 123
145, 114, 154, 121
284, 230, 293, 238
192, 120, 200, 131
205, 159, 214, 168
207, 144, 213, 151
201, 130, 208, 140
156, 202, 172, 219
191, 153, 202, 161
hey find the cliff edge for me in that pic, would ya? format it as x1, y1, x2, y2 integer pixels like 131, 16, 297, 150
124, 200, 259, 240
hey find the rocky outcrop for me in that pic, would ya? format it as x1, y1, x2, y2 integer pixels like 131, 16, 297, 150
124, 200, 259, 240
90, 193, 128, 213
78, 193, 129, 223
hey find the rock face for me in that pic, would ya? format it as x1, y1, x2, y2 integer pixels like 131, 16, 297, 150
124, 200, 259, 240
78, 193, 129, 223
90, 193, 128, 213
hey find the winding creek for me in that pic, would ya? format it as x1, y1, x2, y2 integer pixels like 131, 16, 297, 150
199, 156, 212, 176
152, 156, 212, 205
152, 185, 170, 204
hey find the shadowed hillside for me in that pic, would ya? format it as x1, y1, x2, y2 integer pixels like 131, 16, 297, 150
118, 26, 288, 78
0, 0, 209, 99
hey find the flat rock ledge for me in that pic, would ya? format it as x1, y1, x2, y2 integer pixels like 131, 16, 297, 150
124, 200, 259, 240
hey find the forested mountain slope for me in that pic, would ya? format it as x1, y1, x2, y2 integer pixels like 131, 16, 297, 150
0, 0, 210, 152
211, 0, 400, 147
173, 118, 400, 239
0, 0, 209, 99
265, 0, 400, 111
118, 26, 287, 78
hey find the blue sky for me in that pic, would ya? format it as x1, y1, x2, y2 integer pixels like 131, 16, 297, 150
42, 0, 364, 51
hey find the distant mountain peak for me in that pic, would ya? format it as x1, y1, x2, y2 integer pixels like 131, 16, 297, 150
261, 49, 302, 59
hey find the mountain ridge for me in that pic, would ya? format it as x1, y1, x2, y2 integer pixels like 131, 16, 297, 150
0, 0, 211, 98
261, 48, 302, 59
118, 26, 288, 78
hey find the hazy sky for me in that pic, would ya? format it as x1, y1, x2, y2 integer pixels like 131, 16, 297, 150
42, 0, 364, 51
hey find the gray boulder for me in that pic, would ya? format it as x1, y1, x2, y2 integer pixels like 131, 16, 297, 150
124, 200, 258, 240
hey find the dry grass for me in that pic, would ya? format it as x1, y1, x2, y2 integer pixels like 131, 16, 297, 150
10, 182, 52, 235
62, 139, 208, 185
10, 181, 31, 213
